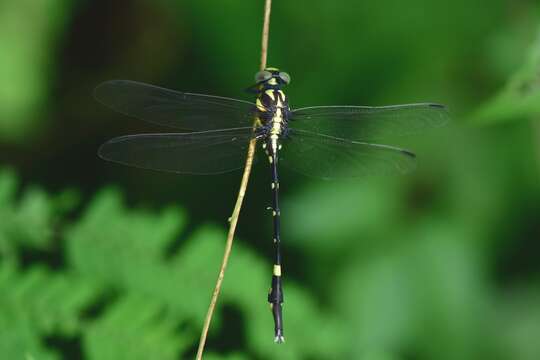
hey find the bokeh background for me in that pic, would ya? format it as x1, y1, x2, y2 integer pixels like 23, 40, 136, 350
1, 1, 540, 359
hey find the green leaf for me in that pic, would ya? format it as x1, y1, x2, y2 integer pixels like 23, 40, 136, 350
84, 295, 191, 360
0, 169, 80, 262
472, 26, 540, 124
0, 317, 59, 360
0, 265, 100, 336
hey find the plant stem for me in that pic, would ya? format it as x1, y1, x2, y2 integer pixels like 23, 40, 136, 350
260, 0, 272, 71
195, 1, 272, 359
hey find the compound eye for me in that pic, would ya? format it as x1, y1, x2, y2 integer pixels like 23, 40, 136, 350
278, 72, 291, 84
254, 70, 273, 83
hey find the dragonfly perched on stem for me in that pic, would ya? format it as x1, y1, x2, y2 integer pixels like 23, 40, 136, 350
95, 68, 449, 343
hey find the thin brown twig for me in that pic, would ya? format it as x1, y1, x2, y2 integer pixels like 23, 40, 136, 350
195, 1, 272, 359
260, 0, 272, 71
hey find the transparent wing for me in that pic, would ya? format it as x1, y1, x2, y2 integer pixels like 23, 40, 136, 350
290, 103, 449, 140
98, 127, 256, 174
94, 80, 256, 131
280, 129, 416, 179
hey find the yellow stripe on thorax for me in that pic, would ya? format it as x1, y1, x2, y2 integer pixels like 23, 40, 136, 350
265, 89, 275, 101
256, 98, 265, 112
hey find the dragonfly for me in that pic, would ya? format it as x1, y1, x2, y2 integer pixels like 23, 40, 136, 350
95, 68, 449, 343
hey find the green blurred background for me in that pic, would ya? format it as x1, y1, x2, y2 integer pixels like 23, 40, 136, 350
1, 0, 540, 359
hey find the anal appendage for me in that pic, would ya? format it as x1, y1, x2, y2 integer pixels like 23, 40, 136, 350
270, 301, 285, 343
274, 331, 285, 344
269, 274, 285, 343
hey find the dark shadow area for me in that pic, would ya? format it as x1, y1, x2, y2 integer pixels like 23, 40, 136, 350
45, 334, 84, 360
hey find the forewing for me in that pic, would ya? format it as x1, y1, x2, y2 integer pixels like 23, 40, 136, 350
98, 127, 256, 174
290, 103, 449, 140
280, 129, 416, 179
94, 80, 256, 130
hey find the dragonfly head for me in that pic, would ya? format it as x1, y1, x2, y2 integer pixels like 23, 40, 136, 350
248, 68, 291, 93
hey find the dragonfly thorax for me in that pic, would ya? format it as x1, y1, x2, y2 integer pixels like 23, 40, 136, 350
257, 89, 290, 148
253, 68, 291, 141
